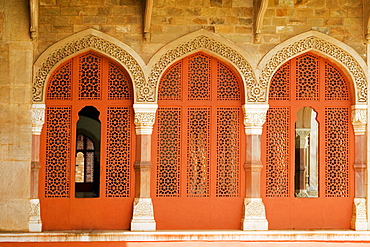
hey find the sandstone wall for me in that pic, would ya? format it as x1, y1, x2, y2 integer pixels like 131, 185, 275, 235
0, 0, 33, 231
37, 0, 366, 63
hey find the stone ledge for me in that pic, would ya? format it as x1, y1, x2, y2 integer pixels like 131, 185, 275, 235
1, 230, 370, 243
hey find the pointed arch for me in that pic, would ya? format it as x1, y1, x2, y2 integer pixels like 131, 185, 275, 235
33, 28, 146, 103
257, 31, 368, 104
147, 30, 257, 103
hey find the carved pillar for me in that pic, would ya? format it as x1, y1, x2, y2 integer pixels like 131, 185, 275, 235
241, 104, 269, 230
351, 105, 368, 230
131, 104, 157, 231
29, 104, 45, 232
295, 129, 310, 197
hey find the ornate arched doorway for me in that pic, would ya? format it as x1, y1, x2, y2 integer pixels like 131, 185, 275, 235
262, 52, 354, 229
152, 52, 245, 229
40, 51, 135, 230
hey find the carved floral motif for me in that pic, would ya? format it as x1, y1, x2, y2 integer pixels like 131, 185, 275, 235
260, 36, 367, 103
132, 198, 155, 219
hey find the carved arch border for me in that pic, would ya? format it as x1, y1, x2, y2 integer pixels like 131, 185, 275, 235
147, 30, 257, 103
33, 28, 147, 103
257, 31, 368, 104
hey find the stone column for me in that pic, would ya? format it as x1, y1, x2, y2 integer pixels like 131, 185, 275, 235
351, 105, 368, 230
29, 104, 45, 232
241, 104, 269, 230
131, 104, 157, 231
295, 129, 310, 198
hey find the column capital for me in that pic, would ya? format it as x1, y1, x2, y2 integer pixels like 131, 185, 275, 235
242, 104, 269, 135
351, 105, 367, 135
133, 104, 158, 135
31, 104, 45, 135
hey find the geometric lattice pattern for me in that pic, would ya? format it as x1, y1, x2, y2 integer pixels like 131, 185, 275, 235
265, 107, 290, 197
78, 53, 101, 100
325, 107, 349, 197
269, 63, 290, 101
45, 107, 71, 198
47, 61, 72, 101
106, 107, 131, 197
188, 54, 211, 100
158, 61, 182, 100
295, 54, 319, 100
156, 108, 181, 197
108, 62, 132, 100
217, 62, 241, 100
216, 108, 240, 197
324, 62, 349, 101
187, 108, 210, 197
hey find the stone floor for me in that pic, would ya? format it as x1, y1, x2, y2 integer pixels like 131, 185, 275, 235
2, 230, 370, 246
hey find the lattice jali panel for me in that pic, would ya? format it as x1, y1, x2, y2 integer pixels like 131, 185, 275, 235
108, 62, 132, 100
158, 61, 182, 100
216, 108, 240, 197
156, 108, 181, 197
45, 107, 71, 197
106, 107, 131, 197
296, 54, 319, 100
188, 54, 211, 100
266, 107, 290, 197
325, 62, 349, 101
79, 53, 101, 100
187, 108, 210, 197
47, 61, 72, 101
217, 62, 241, 100
269, 63, 290, 101
325, 107, 349, 197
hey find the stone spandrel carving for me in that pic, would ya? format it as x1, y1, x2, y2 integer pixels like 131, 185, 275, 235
149, 35, 257, 101
31, 104, 45, 135
33, 35, 146, 103
260, 37, 367, 103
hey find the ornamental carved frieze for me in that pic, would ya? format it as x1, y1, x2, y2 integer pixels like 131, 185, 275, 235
148, 35, 256, 102
260, 36, 367, 103
33, 35, 146, 102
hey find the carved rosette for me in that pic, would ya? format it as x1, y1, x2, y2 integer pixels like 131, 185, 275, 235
131, 198, 156, 231
351, 198, 368, 230
148, 35, 257, 101
33, 35, 146, 103
352, 105, 368, 135
31, 104, 45, 135
242, 198, 268, 230
242, 104, 269, 135
133, 104, 158, 135
28, 199, 42, 232
260, 36, 367, 103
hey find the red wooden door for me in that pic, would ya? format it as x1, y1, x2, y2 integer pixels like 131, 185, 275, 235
262, 53, 354, 229
153, 52, 245, 229
40, 52, 134, 230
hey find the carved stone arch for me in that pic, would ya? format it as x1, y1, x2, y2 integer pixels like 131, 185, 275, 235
147, 30, 257, 103
33, 28, 146, 103
257, 31, 368, 104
